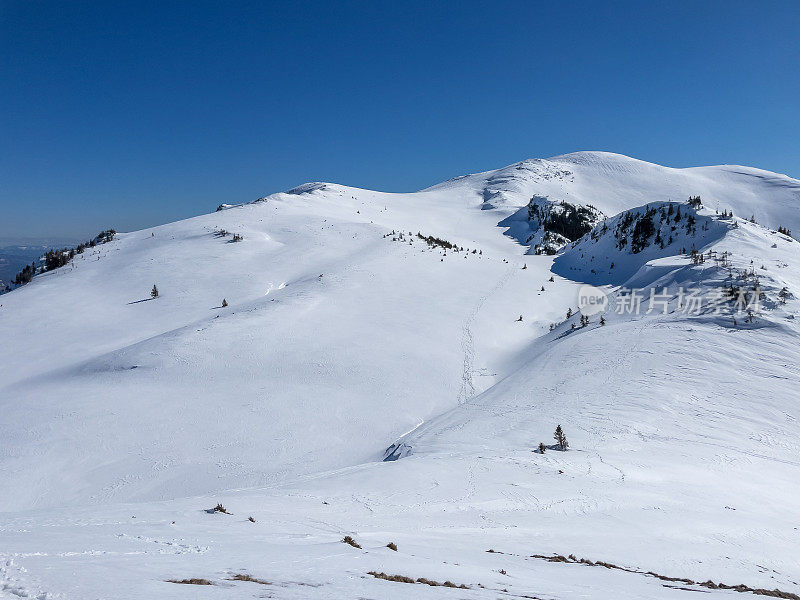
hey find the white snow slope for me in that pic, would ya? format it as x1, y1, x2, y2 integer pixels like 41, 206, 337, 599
1, 151, 799, 600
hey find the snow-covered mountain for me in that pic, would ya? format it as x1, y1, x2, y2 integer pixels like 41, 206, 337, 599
1, 151, 799, 600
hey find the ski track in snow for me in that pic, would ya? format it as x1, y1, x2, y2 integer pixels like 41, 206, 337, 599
457, 263, 518, 405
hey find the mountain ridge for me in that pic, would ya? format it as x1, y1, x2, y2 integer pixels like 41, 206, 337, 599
1, 150, 799, 599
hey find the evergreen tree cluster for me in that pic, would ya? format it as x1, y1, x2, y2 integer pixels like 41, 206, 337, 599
778, 226, 792, 237
12, 263, 37, 285
630, 211, 656, 253
611, 200, 702, 254
10, 229, 116, 289
416, 232, 455, 250
527, 200, 604, 255
536, 425, 569, 453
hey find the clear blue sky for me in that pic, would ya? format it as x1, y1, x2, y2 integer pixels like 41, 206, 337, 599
1, 0, 798, 241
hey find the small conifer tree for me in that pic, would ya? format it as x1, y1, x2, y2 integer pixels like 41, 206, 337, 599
554, 425, 568, 451
151, 284, 159, 298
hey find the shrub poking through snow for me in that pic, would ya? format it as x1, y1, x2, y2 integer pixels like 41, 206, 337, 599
342, 535, 361, 548
554, 425, 569, 450
538, 442, 546, 454
386, 542, 398, 551
367, 572, 469, 588
213, 503, 229, 514
229, 573, 270, 584
247, 515, 255, 522
167, 578, 213, 585
369, 571, 415, 584
222, 298, 228, 307
151, 284, 159, 298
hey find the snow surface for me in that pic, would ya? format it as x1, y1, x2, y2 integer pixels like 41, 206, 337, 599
1, 151, 799, 599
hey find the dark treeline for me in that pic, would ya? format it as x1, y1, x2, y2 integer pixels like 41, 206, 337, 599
417, 232, 455, 250
8, 229, 116, 290
535, 201, 600, 242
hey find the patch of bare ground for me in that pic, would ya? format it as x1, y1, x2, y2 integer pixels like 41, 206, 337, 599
487, 550, 800, 599
368, 571, 468, 588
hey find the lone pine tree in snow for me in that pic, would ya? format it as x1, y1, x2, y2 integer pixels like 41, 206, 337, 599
554, 425, 569, 451
538, 442, 546, 454
222, 298, 228, 307
151, 284, 159, 299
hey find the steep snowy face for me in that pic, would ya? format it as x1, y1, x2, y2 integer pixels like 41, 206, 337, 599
553, 198, 798, 330
422, 158, 576, 209
553, 200, 730, 285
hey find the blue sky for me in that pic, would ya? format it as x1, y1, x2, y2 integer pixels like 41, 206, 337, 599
1, 0, 798, 241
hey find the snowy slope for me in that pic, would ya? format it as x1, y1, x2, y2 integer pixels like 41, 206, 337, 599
1, 152, 799, 600
0, 181, 570, 511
